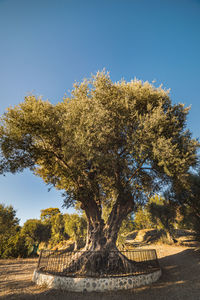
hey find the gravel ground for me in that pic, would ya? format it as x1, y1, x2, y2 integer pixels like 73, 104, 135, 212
1, 244, 200, 300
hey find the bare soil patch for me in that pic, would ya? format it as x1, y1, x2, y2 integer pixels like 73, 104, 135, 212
1, 244, 200, 300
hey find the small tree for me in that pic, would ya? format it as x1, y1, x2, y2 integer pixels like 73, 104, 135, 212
0, 71, 198, 273
22, 219, 51, 254
0, 203, 28, 258
147, 196, 177, 242
117, 213, 134, 248
133, 206, 153, 230
0, 203, 19, 234
50, 213, 69, 245
0, 204, 18, 256
64, 214, 87, 250
40, 207, 60, 223
170, 171, 200, 235
133, 194, 178, 242
2, 232, 28, 258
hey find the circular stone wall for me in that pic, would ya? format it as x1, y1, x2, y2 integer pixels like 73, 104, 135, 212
33, 269, 162, 292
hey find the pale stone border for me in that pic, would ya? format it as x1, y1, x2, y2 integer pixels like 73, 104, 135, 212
33, 269, 162, 292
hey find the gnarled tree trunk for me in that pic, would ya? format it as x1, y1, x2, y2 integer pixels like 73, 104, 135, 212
62, 191, 142, 276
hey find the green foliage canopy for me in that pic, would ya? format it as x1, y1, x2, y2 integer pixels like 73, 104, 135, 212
64, 213, 87, 249
134, 206, 153, 230
21, 219, 51, 248
40, 207, 60, 222
147, 196, 176, 231
0, 73, 198, 203
0, 203, 28, 258
0, 71, 199, 250
0, 203, 19, 235
50, 213, 68, 244
169, 171, 200, 233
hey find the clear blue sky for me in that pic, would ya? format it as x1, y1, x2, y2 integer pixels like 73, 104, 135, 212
0, 0, 199, 225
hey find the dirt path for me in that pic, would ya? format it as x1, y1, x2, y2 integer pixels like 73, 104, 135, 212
1, 245, 200, 300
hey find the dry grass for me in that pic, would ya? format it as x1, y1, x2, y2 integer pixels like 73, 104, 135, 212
1, 244, 200, 300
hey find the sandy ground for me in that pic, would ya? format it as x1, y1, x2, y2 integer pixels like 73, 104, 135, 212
1, 244, 200, 300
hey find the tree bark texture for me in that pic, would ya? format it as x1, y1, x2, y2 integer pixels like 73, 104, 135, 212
62, 190, 141, 276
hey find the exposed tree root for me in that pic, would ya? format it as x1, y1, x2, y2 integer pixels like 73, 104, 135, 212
61, 250, 156, 277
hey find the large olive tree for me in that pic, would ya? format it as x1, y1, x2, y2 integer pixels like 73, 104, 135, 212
0, 72, 198, 274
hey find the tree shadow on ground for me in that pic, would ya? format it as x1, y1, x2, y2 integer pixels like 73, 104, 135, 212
1, 248, 200, 300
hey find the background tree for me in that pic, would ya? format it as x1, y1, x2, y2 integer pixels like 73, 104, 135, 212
0, 71, 198, 274
0, 203, 28, 258
40, 207, 60, 223
64, 213, 87, 250
133, 206, 153, 230
147, 195, 177, 242
0, 203, 19, 235
21, 219, 51, 254
50, 213, 69, 245
116, 213, 134, 248
169, 170, 200, 235
2, 232, 28, 258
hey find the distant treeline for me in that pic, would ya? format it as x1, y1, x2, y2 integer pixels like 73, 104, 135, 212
0, 205, 87, 258
1, 187, 200, 258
